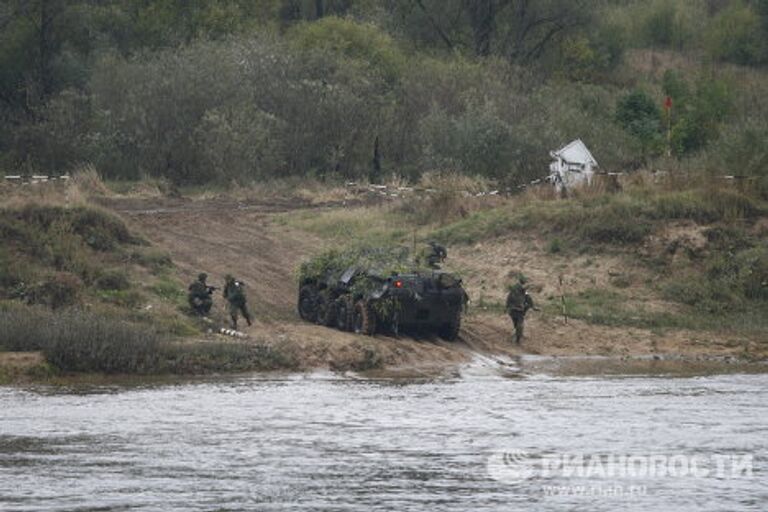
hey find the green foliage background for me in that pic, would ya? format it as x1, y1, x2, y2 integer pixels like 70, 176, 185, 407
1, 0, 768, 184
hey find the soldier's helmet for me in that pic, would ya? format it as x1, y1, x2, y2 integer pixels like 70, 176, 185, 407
518, 274, 528, 285
198, 272, 208, 281
224, 274, 234, 282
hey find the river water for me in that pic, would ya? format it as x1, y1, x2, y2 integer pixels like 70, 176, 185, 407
1, 361, 766, 511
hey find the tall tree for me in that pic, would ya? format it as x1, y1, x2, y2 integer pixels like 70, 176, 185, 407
398, 0, 590, 62
464, 0, 498, 56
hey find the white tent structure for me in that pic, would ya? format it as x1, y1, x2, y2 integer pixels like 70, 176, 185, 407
548, 139, 598, 194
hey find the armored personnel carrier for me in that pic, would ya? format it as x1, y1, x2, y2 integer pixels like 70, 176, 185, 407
297, 247, 467, 340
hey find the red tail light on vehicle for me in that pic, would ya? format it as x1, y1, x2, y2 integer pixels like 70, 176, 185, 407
393, 280, 403, 288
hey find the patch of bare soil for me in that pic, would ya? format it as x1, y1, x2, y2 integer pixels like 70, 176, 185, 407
0, 351, 48, 383
103, 196, 765, 373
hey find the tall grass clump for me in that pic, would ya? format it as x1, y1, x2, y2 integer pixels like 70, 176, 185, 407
0, 305, 55, 351
0, 306, 162, 373
47, 311, 161, 373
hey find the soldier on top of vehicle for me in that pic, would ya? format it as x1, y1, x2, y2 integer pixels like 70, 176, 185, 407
188, 272, 215, 316
417, 241, 448, 269
505, 274, 536, 344
223, 274, 252, 330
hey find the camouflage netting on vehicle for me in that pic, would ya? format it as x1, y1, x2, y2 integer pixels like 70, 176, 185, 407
299, 246, 415, 285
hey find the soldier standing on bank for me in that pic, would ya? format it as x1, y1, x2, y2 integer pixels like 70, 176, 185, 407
223, 274, 253, 330
188, 272, 215, 316
505, 274, 536, 344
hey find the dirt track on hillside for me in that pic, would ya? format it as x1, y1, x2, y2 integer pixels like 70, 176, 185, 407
106, 196, 765, 372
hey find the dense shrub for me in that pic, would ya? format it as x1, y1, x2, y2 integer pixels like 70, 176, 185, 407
615, 90, 663, 157
419, 100, 513, 179
657, 72, 734, 158
706, 118, 768, 177
286, 16, 406, 83
705, 2, 767, 65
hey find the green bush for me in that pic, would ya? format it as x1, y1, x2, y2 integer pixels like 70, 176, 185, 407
668, 77, 732, 156
707, 117, 768, 177
639, 0, 691, 48
705, 2, 767, 65
558, 25, 626, 81
615, 90, 663, 157
419, 100, 513, 179
287, 16, 406, 83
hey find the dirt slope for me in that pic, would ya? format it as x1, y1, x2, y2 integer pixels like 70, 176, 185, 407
106, 196, 763, 371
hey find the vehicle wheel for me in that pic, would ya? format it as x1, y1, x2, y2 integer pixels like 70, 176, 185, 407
315, 292, 337, 327
298, 285, 318, 323
439, 311, 461, 341
336, 297, 353, 332
353, 300, 377, 336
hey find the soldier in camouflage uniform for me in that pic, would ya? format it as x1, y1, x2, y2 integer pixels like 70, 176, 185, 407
223, 274, 252, 330
505, 274, 535, 344
418, 241, 448, 269
188, 272, 214, 316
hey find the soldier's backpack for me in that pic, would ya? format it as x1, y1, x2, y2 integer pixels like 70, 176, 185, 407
227, 281, 246, 304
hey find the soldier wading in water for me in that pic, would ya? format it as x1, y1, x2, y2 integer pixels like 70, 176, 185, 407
223, 274, 252, 330
505, 274, 536, 344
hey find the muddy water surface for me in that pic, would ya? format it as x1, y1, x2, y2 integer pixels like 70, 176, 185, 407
1, 362, 766, 511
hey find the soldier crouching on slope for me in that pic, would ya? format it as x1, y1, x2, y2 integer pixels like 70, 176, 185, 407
223, 274, 252, 330
188, 272, 215, 316
417, 241, 448, 269
505, 274, 536, 344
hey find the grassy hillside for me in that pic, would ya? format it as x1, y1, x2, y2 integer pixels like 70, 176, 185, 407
0, 188, 192, 332
0, 180, 299, 381
284, 173, 768, 343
